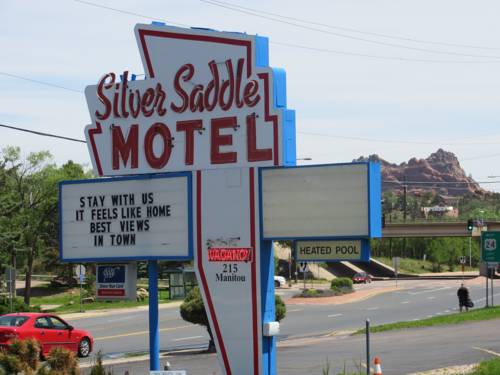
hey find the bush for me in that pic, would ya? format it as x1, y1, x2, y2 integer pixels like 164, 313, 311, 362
0, 297, 41, 315
89, 351, 113, 375
330, 278, 353, 290
45, 347, 79, 375
8, 338, 40, 372
0, 352, 23, 374
180, 287, 288, 351
275, 295, 286, 322
180, 287, 214, 352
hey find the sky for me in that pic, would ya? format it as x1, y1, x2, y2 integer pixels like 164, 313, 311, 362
1, 0, 500, 191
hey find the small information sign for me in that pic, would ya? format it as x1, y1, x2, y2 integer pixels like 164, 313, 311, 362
481, 231, 500, 263
296, 240, 368, 261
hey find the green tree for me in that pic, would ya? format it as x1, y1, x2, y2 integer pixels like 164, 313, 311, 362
180, 286, 286, 353
0, 147, 90, 304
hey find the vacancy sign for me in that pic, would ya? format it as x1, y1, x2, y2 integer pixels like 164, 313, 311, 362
59, 173, 192, 261
84, 24, 295, 177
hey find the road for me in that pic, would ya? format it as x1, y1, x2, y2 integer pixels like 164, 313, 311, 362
81, 319, 500, 375
69, 278, 500, 361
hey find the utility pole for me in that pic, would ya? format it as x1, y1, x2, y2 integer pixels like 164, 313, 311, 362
403, 175, 407, 257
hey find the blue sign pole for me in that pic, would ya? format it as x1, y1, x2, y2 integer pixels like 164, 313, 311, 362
260, 239, 276, 375
148, 260, 160, 370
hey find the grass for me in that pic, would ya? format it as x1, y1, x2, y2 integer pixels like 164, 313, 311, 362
469, 357, 500, 375
355, 306, 500, 335
374, 256, 477, 274
29, 285, 171, 314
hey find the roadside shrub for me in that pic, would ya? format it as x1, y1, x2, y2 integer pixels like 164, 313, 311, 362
8, 338, 40, 371
89, 351, 114, 375
330, 278, 353, 290
275, 295, 286, 322
45, 347, 79, 375
180, 287, 215, 352
0, 352, 23, 374
181, 287, 287, 352
470, 357, 500, 375
0, 297, 41, 315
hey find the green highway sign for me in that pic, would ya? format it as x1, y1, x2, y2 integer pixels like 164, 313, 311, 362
481, 231, 500, 263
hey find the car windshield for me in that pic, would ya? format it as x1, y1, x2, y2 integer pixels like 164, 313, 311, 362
354, 273, 365, 277
0, 316, 29, 327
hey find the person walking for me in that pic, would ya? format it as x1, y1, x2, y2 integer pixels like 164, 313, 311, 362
457, 283, 471, 312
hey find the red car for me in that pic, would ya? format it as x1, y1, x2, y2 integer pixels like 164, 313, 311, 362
0, 313, 93, 358
352, 272, 372, 284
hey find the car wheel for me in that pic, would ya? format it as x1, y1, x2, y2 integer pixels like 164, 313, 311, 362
78, 338, 91, 358
274, 280, 280, 288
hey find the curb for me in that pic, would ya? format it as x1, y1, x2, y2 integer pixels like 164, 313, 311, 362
62, 301, 183, 321
406, 363, 477, 375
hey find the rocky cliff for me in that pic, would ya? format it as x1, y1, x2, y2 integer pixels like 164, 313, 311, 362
355, 149, 485, 197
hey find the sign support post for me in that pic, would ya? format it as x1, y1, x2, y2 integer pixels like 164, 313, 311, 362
261, 239, 276, 375
148, 260, 160, 371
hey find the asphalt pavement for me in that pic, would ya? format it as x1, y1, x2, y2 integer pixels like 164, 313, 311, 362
69, 278, 499, 360
81, 318, 500, 375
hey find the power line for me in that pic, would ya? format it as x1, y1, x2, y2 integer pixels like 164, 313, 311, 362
73, 0, 500, 64
206, 0, 500, 52
297, 131, 500, 146
0, 72, 83, 93
73, 0, 190, 27
383, 180, 500, 185
199, 0, 500, 60
0, 124, 86, 143
272, 41, 500, 64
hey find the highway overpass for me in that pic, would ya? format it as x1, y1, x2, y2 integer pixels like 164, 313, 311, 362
382, 221, 500, 238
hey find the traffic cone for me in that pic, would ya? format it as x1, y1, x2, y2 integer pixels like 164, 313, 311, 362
373, 356, 383, 375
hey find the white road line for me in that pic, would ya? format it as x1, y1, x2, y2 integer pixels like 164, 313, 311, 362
473, 346, 500, 358
107, 316, 134, 323
172, 336, 204, 342
444, 310, 451, 313
327, 313, 343, 318
287, 309, 303, 313
407, 286, 451, 295
366, 307, 379, 311
401, 301, 410, 304
426, 315, 433, 318
427, 296, 436, 300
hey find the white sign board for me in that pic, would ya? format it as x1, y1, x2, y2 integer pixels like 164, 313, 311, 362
261, 163, 381, 240
84, 24, 293, 177
60, 173, 192, 261
393, 257, 401, 271
74, 264, 86, 278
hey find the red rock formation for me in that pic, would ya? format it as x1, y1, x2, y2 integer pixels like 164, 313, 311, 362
355, 149, 485, 197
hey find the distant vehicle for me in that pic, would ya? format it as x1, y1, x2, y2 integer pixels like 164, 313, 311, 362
352, 272, 372, 284
0, 313, 93, 358
274, 276, 287, 288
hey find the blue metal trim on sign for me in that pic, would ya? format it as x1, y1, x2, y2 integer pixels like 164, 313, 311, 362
368, 162, 382, 238
59, 172, 194, 262
283, 109, 296, 166
148, 260, 160, 371
255, 36, 269, 67
272, 68, 287, 108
